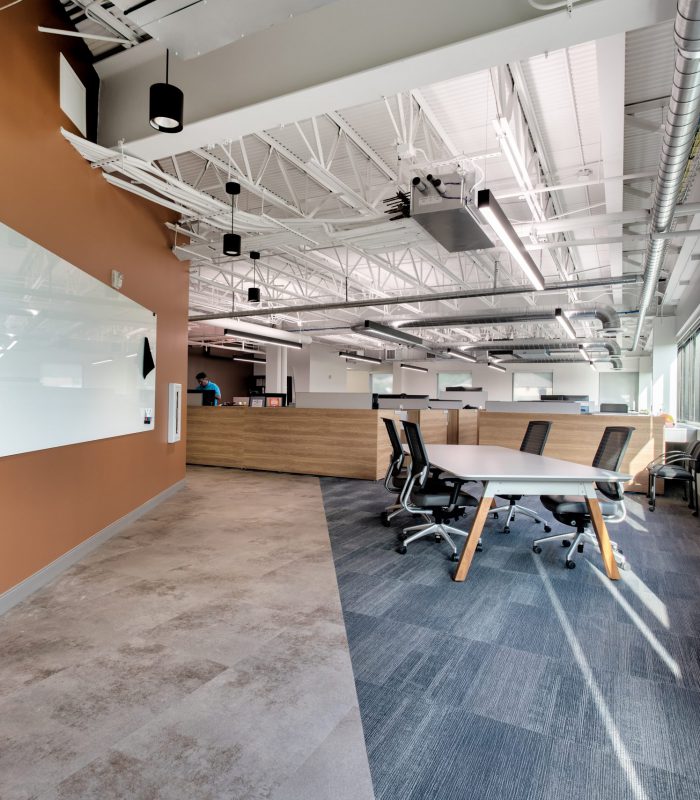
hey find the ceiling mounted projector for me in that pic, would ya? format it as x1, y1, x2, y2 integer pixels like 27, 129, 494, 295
410, 171, 494, 253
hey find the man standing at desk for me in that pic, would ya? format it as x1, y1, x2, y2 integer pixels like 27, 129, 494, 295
194, 372, 222, 406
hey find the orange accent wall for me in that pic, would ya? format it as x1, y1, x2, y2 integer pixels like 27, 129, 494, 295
0, 1, 188, 594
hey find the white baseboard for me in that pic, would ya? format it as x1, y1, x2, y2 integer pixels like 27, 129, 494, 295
0, 478, 186, 616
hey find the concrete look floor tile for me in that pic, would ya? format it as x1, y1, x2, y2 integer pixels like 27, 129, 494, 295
1, 467, 372, 800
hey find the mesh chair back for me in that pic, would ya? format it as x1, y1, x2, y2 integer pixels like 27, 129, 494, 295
382, 417, 404, 476
520, 420, 552, 455
592, 426, 634, 499
402, 420, 430, 488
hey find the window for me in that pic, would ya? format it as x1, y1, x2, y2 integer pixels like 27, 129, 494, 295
513, 371, 553, 402
678, 326, 700, 423
437, 371, 472, 393
371, 372, 393, 394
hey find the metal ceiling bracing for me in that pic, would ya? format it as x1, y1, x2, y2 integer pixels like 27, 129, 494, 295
62, 3, 699, 364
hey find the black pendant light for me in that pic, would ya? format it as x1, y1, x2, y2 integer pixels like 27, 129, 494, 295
248, 251, 261, 303
223, 181, 241, 256
149, 50, 183, 133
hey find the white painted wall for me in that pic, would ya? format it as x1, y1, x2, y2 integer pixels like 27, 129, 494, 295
346, 369, 370, 393
309, 343, 348, 391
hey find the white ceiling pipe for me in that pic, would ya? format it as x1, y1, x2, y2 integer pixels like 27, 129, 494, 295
633, 0, 700, 350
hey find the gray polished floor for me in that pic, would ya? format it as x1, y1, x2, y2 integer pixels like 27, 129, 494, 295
322, 477, 700, 800
0, 467, 375, 800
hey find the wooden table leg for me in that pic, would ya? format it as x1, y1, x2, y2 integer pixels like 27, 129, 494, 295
585, 495, 620, 580
453, 493, 493, 582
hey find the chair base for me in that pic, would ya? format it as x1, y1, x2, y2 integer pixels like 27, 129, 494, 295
491, 503, 551, 534
532, 527, 628, 570
397, 522, 482, 559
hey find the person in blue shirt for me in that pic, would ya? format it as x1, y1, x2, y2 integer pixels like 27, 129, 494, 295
194, 372, 222, 406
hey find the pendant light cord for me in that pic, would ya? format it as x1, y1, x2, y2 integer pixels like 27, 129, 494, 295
165, 49, 169, 85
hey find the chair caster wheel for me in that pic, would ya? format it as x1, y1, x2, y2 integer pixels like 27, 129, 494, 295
434, 534, 442, 542
476, 543, 483, 552
565, 560, 576, 569
532, 545, 542, 554
577, 543, 584, 554
649, 506, 655, 512
543, 525, 551, 533
397, 545, 407, 555
561, 540, 571, 548
503, 527, 510, 534
450, 553, 459, 562
492, 512, 499, 519
380, 512, 391, 527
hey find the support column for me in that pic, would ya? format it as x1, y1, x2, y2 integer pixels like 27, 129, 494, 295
651, 317, 677, 418
265, 347, 288, 394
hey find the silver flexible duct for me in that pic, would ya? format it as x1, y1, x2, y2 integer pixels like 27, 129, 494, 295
632, 0, 700, 350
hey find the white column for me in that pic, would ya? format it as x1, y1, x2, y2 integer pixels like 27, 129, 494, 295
265, 346, 288, 394
651, 317, 677, 418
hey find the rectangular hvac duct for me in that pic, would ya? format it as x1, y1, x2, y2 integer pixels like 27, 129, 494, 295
410, 172, 494, 253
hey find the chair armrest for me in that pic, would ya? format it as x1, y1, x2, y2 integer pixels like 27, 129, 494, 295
647, 452, 693, 469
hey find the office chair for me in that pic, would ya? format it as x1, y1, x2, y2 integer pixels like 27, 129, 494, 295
533, 426, 634, 570
490, 420, 553, 534
380, 417, 409, 526
397, 420, 480, 560
647, 440, 700, 516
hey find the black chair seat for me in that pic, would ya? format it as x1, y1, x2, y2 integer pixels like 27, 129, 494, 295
541, 494, 618, 518
412, 479, 479, 508
650, 464, 693, 480
496, 493, 523, 502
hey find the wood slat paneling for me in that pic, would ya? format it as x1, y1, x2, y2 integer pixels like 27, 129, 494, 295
478, 412, 664, 492
187, 407, 386, 480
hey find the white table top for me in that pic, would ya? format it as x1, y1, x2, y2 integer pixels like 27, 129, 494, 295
426, 445, 630, 483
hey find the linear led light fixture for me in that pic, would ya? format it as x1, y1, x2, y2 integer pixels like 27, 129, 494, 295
577, 344, 590, 361
224, 328, 303, 349
487, 360, 507, 373
446, 348, 477, 363
492, 117, 543, 224
555, 308, 577, 340
589, 360, 597, 371
232, 356, 266, 364
352, 320, 427, 348
339, 350, 383, 364
400, 363, 428, 373
477, 189, 545, 291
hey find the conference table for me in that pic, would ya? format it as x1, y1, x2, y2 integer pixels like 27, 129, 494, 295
424, 444, 631, 583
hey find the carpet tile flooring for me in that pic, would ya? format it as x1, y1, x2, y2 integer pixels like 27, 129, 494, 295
321, 477, 700, 800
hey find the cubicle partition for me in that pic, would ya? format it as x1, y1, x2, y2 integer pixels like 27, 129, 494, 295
478, 411, 664, 492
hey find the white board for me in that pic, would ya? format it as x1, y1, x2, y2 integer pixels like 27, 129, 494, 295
0, 220, 156, 457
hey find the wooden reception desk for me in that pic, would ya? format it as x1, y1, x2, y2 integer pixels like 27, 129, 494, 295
478, 412, 664, 492
187, 407, 392, 480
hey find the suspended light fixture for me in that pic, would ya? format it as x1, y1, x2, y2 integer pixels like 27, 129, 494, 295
446, 348, 477, 363
248, 251, 261, 303
487, 361, 507, 373
555, 308, 577, 340
223, 182, 241, 256
338, 351, 382, 364
400, 363, 428, 373
477, 189, 545, 291
232, 355, 266, 364
149, 50, 183, 133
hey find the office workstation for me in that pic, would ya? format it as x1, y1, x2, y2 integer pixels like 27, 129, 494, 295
2, 2, 700, 800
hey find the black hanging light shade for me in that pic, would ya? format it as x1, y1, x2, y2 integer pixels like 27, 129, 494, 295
149, 50, 183, 133
223, 181, 241, 256
248, 251, 261, 303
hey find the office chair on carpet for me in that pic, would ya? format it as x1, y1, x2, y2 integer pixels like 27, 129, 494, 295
490, 420, 553, 534
533, 426, 634, 570
397, 420, 480, 560
647, 440, 700, 517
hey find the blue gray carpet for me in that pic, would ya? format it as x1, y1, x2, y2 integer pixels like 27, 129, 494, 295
320, 479, 700, 800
